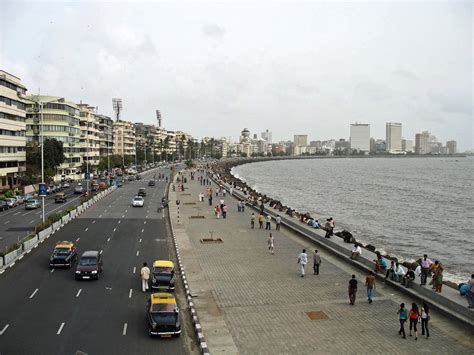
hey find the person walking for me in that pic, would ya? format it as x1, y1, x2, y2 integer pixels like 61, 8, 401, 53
250, 213, 255, 229
421, 301, 430, 338
408, 303, 420, 339
348, 274, 358, 305
237, 201, 241, 212
313, 249, 321, 275
398, 303, 408, 338
222, 204, 228, 219
275, 215, 282, 231
420, 254, 433, 286
258, 214, 264, 229
467, 274, 474, 308
365, 271, 376, 303
297, 249, 308, 277
265, 215, 272, 230
140, 262, 150, 293
240, 200, 245, 212
267, 233, 274, 255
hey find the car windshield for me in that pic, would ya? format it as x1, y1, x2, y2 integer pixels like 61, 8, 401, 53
26, 200, 37, 204
134, 197, 143, 201
79, 257, 97, 266
153, 266, 173, 275
54, 248, 70, 255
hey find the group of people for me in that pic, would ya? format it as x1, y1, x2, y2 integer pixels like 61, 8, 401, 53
398, 301, 431, 339
296, 249, 322, 277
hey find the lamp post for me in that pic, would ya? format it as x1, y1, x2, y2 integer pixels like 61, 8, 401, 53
40, 102, 45, 223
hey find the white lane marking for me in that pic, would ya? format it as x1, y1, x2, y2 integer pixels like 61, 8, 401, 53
29, 288, 39, 299
133, 267, 136, 274
13, 211, 21, 216
92, 220, 96, 224
56, 322, 65, 335
76, 289, 82, 297
99, 215, 102, 218
136, 251, 139, 257
29, 220, 35, 224
85, 228, 88, 232
139, 238, 142, 243
144, 221, 146, 225
118, 220, 121, 224
4, 220, 10, 224
113, 228, 116, 232
122, 323, 128, 336
50, 268, 55, 273
129, 289, 133, 298
141, 229, 144, 233
104, 210, 108, 213
0, 324, 9, 335
125, 209, 128, 213
100, 250, 103, 254
107, 237, 111, 242
76, 237, 80, 242
121, 215, 125, 218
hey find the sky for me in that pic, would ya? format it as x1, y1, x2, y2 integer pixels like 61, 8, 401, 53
1, 0, 472, 150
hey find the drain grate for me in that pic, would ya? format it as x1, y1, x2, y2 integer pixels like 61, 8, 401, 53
189, 215, 206, 219
306, 311, 329, 320
184, 202, 196, 205
200, 238, 223, 244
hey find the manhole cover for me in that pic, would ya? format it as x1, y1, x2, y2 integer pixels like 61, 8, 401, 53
200, 238, 223, 244
184, 202, 196, 205
189, 215, 205, 219
181, 193, 191, 196
306, 311, 329, 320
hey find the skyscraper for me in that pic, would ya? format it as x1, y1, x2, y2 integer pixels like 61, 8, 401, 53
415, 131, 430, 154
350, 123, 370, 152
293, 135, 308, 147
386, 122, 402, 153
261, 129, 272, 144
446, 141, 457, 154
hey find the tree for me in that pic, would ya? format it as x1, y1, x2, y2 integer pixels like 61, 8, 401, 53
26, 138, 64, 183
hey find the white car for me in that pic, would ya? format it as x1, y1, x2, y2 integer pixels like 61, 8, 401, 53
132, 196, 144, 207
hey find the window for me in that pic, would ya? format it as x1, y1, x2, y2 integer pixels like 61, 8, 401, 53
0, 96, 25, 110
0, 79, 26, 94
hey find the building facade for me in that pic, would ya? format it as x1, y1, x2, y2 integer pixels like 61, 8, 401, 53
26, 96, 82, 179
293, 135, 308, 147
0, 70, 27, 191
415, 131, 430, 154
112, 120, 136, 157
386, 122, 402, 153
446, 141, 457, 154
78, 103, 100, 173
350, 123, 370, 152
97, 114, 113, 163
401, 139, 413, 153
261, 129, 272, 144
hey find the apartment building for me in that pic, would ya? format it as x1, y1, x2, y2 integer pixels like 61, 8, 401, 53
0, 70, 27, 191
350, 123, 370, 152
97, 114, 113, 160
77, 103, 100, 172
386, 122, 402, 153
112, 120, 135, 157
25, 95, 82, 180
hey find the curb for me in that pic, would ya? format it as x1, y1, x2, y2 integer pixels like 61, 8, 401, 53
167, 174, 210, 355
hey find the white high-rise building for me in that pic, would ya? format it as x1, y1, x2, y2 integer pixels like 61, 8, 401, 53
386, 122, 402, 153
350, 123, 370, 152
261, 129, 272, 144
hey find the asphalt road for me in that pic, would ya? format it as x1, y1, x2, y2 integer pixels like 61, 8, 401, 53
0, 166, 189, 355
0, 183, 83, 251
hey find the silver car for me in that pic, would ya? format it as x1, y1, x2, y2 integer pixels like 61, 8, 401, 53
25, 199, 41, 210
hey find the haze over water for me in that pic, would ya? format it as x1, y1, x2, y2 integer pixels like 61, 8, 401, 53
232, 157, 473, 281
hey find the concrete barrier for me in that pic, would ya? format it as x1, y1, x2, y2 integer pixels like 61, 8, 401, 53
0, 256, 3, 268
3, 246, 22, 265
23, 236, 39, 251
52, 221, 61, 231
61, 214, 70, 225
70, 209, 77, 219
38, 226, 53, 241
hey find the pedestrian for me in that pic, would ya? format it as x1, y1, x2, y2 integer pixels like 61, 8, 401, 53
408, 302, 420, 339
350, 244, 362, 259
398, 303, 408, 338
260, 203, 264, 214
258, 214, 264, 229
222, 204, 228, 219
267, 233, 274, 254
240, 200, 245, 212
208, 196, 213, 206
433, 263, 444, 293
250, 212, 255, 229
265, 215, 272, 230
237, 201, 241, 212
365, 271, 375, 303
402, 267, 416, 288
220, 198, 225, 211
467, 274, 474, 308
223, 189, 226, 197
324, 219, 332, 238
348, 274, 358, 305
275, 215, 281, 231
420, 254, 433, 286
230, 187, 233, 196
313, 249, 321, 275
215, 205, 221, 219
421, 301, 430, 338
140, 262, 150, 293
297, 249, 308, 277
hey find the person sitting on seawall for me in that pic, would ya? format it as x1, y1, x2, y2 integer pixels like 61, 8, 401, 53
350, 244, 362, 260
402, 266, 416, 288
393, 262, 406, 283
374, 253, 388, 274
311, 219, 320, 229
385, 261, 395, 281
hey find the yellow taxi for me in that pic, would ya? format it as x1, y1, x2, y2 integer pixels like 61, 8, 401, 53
50, 241, 77, 268
146, 293, 181, 337
54, 192, 67, 203
151, 260, 176, 291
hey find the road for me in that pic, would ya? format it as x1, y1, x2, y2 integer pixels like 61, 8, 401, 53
0, 182, 83, 251
0, 166, 190, 355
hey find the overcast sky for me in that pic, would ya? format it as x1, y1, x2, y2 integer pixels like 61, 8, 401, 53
1, 0, 472, 150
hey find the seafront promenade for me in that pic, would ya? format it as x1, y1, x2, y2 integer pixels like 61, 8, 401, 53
169, 170, 473, 355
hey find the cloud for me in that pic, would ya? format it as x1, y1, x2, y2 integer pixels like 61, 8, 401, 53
427, 91, 472, 115
392, 69, 418, 80
202, 23, 226, 39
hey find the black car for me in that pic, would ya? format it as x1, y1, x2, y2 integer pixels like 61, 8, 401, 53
151, 260, 176, 291
0, 200, 9, 211
148, 180, 156, 187
50, 241, 77, 268
138, 188, 146, 197
146, 293, 181, 337
136, 174, 142, 180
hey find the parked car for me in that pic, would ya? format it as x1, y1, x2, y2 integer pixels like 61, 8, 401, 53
75, 251, 103, 280
25, 199, 41, 209
132, 196, 144, 207
151, 260, 176, 291
0, 200, 9, 211
62, 181, 70, 188
5, 198, 17, 208
50, 241, 77, 268
146, 293, 181, 337
54, 192, 67, 203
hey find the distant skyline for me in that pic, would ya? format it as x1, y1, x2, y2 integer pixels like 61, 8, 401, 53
1, 0, 472, 150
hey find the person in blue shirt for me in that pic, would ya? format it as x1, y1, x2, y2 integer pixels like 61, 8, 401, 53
375, 253, 388, 273
397, 303, 408, 338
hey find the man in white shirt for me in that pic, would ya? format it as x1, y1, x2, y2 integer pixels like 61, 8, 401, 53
297, 249, 308, 277
141, 262, 151, 292
394, 262, 406, 282
275, 215, 282, 231
351, 244, 362, 260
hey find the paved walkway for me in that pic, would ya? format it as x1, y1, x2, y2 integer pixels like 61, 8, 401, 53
169, 171, 474, 355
